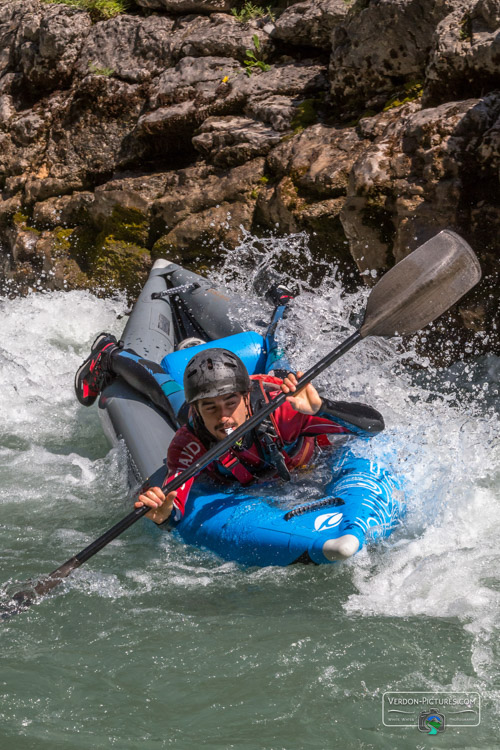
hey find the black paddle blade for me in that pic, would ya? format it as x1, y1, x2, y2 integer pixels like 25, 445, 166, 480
360, 230, 482, 337
1, 605, 27, 622
0, 560, 79, 621
0, 508, 149, 622
0, 585, 37, 622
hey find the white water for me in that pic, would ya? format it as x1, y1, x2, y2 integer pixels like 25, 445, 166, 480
214, 232, 500, 695
1, 236, 499, 748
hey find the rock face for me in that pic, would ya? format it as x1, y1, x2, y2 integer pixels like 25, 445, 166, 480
424, 0, 500, 104
0, 0, 498, 359
273, 0, 349, 49
342, 96, 500, 268
135, 0, 233, 12
330, 0, 458, 109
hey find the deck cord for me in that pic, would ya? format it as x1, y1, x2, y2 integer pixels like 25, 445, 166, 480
151, 282, 200, 300
284, 496, 345, 521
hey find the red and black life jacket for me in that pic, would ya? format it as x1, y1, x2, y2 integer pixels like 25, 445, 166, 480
186, 374, 320, 486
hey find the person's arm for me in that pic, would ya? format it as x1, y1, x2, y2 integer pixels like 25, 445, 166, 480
279, 371, 384, 437
133, 424, 205, 523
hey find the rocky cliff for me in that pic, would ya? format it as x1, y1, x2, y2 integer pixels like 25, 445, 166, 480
0, 0, 498, 358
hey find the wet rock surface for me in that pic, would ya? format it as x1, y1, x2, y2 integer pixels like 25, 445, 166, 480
0, 0, 498, 358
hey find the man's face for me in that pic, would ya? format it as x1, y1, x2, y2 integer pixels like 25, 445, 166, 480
196, 392, 248, 440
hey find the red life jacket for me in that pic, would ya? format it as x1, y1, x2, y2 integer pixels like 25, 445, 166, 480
183, 374, 321, 486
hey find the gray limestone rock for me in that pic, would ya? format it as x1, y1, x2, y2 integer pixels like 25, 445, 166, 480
134, 0, 233, 13
90, 174, 170, 228
173, 14, 273, 62
32, 192, 94, 229
273, 0, 349, 49
11, 3, 91, 96
424, 0, 500, 104
244, 95, 298, 131
149, 55, 326, 110
154, 200, 255, 262
152, 158, 265, 231
10, 225, 41, 264
0, 107, 50, 195
267, 123, 367, 198
330, 0, 459, 107
0, 1, 41, 81
77, 14, 175, 83
255, 176, 348, 260
192, 116, 282, 166
9, 111, 46, 146
150, 158, 265, 261
148, 56, 244, 109
141, 58, 326, 143
475, 0, 500, 25
340, 95, 500, 282
239, 61, 328, 99
24, 76, 145, 202
258, 123, 368, 263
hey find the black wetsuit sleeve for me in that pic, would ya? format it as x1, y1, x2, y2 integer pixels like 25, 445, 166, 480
316, 398, 385, 435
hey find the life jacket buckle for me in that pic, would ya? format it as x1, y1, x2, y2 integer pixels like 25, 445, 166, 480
259, 429, 291, 482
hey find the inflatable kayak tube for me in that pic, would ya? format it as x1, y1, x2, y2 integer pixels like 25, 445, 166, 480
98, 260, 405, 566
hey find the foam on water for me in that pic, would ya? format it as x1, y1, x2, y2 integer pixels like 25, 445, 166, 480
1, 237, 499, 747
0, 290, 126, 443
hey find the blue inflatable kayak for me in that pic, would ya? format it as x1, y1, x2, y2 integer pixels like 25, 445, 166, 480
173, 450, 404, 566
98, 260, 405, 566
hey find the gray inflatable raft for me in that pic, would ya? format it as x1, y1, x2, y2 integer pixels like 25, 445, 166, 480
98, 259, 243, 490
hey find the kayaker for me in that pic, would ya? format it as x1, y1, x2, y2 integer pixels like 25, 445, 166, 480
132, 348, 385, 526
75, 335, 384, 528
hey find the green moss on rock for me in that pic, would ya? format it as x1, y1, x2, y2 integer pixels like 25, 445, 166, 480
92, 235, 151, 296
52, 227, 74, 258
102, 205, 150, 246
50, 225, 98, 272
70, 225, 97, 264
12, 212, 40, 236
151, 231, 227, 274
41, 0, 130, 23
151, 234, 209, 270
289, 165, 309, 185
291, 98, 321, 134
383, 81, 423, 111
13, 212, 29, 227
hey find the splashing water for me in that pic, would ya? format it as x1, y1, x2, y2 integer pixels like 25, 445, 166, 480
1, 235, 499, 748
215, 232, 500, 723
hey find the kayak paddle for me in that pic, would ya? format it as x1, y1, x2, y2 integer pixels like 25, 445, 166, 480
1, 229, 481, 621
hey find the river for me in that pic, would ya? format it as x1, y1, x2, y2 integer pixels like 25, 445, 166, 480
1, 234, 499, 749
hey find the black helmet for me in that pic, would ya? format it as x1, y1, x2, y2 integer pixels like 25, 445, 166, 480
183, 348, 250, 404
